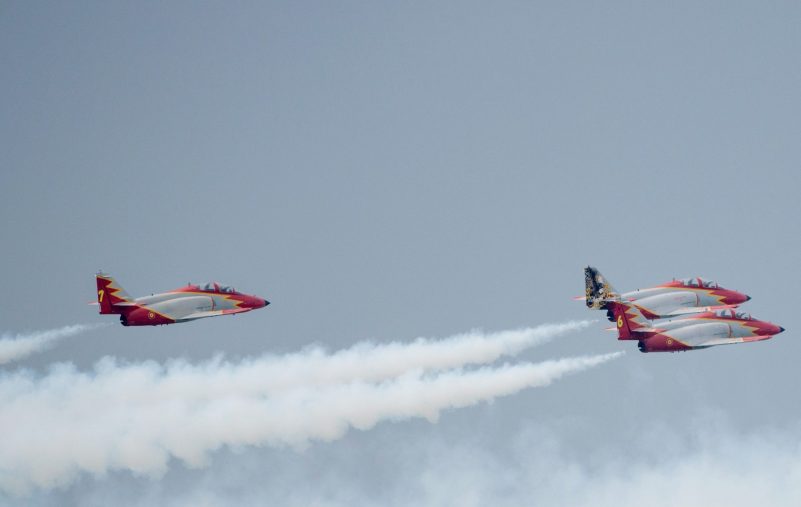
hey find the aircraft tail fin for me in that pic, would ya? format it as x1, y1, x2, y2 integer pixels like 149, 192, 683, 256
96, 272, 134, 314
607, 301, 650, 340
584, 266, 619, 310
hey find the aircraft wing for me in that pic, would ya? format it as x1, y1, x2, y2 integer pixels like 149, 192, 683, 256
684, 335, 774, 348
663, 304, 739, 317
176, 307, 253, 322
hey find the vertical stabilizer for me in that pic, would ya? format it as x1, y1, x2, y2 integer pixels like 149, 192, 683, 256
607, 301, 650, 340
584, 266, 619, 310
96, 272, 133, 314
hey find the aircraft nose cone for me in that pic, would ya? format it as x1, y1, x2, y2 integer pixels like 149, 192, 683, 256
779, 326, 785, 333
263, 299, 270, 307
746, 295, 752, 301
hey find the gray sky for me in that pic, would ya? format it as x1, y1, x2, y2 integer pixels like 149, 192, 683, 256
2, 1, 801, 505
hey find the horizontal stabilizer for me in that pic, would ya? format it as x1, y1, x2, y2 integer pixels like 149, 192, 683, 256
90, 299, 135, 307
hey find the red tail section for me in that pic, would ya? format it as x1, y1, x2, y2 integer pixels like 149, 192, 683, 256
96, 272, 133, 314
607, 302, 650, 340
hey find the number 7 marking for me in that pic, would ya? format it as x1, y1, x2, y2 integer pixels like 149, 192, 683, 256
98, 289, 104, 302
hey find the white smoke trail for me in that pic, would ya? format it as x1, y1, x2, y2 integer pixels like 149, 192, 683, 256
0, 324, 107, 365
0, 348, 621, 494
163, 320, 596, 397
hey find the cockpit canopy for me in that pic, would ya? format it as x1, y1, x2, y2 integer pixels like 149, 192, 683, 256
200, 282, 238, 294
678, 277, 719, 289
713, 309, 751, 320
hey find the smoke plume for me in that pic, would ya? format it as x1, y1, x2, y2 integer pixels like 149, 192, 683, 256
0, 321, 618, 495
181, 320, 596, 395
0, 324, 107, 365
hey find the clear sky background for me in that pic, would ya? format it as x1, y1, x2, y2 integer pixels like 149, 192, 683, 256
2, 2, 801, 505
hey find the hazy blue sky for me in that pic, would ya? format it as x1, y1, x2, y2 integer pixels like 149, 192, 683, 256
2, 2, 801, 505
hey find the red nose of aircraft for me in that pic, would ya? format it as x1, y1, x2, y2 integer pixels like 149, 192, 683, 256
757, 322, 785, 336
253, 297, 268, 309
245, 295, 269, 309
724, 290, 750, 305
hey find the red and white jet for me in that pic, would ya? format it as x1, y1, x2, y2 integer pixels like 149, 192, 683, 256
583, 266, 750, 320
609, 301, 784, 353
95, 272, 269, 326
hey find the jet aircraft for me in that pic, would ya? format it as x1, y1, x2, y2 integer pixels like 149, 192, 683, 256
95, 272, 269, 326
609, 301, 784, 353
584, 266, 750, 320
